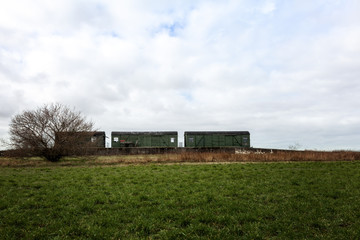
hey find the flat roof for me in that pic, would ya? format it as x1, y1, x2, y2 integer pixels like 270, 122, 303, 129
93, 131, 105, 135
184, 131, 250, 135
112, 131, 178, 135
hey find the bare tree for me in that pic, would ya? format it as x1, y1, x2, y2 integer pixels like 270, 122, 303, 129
8, 103, 96, 162
288, 142, 302, 151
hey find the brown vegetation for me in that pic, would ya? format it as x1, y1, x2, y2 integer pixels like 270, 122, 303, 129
174, 150, 360, 162
7, 103, 95, 162
1, 150, 359, 168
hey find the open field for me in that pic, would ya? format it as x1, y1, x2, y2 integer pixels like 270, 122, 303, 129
1, 161, 360, 239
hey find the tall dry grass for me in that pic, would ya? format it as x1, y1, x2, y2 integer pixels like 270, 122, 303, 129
1, 150, 360, 167
179, 150, 360, 162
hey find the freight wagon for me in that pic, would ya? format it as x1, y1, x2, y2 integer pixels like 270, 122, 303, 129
184, 131, 250, 148
111, 131, 178, 148
91, 131, 106, 148
56, 131, 106, 148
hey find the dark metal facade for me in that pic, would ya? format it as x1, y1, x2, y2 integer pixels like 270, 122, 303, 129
184, 131, 250, 148
91, 131, 106, 148
55, 131, 106, 148
111, 131, 178, 148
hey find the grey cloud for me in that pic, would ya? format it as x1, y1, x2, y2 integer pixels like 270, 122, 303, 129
0, 87, 25, 118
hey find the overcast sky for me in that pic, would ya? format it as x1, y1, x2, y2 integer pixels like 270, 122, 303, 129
1, 0, 360, 150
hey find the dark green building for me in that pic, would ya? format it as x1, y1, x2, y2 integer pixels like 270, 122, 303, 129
91, 131, 106, 148
184, 131, 250, 148
111, 131, 178, 148
56, 131, 106, 148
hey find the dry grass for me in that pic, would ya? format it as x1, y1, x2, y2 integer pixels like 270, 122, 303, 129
1, 150, 360, 168
169, 150, 360, 163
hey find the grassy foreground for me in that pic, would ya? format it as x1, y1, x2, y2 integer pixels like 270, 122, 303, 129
1, 162, 360, 239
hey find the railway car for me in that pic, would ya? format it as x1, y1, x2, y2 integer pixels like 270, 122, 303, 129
111, 131, 178, 148
55, 131, 106, 148
184, 131, 250, 148
91, 131, 106, 148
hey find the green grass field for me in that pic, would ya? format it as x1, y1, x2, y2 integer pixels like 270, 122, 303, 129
1, 161, 360, 239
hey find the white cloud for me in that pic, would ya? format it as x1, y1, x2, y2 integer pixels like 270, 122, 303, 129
260, 1, 276, 14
